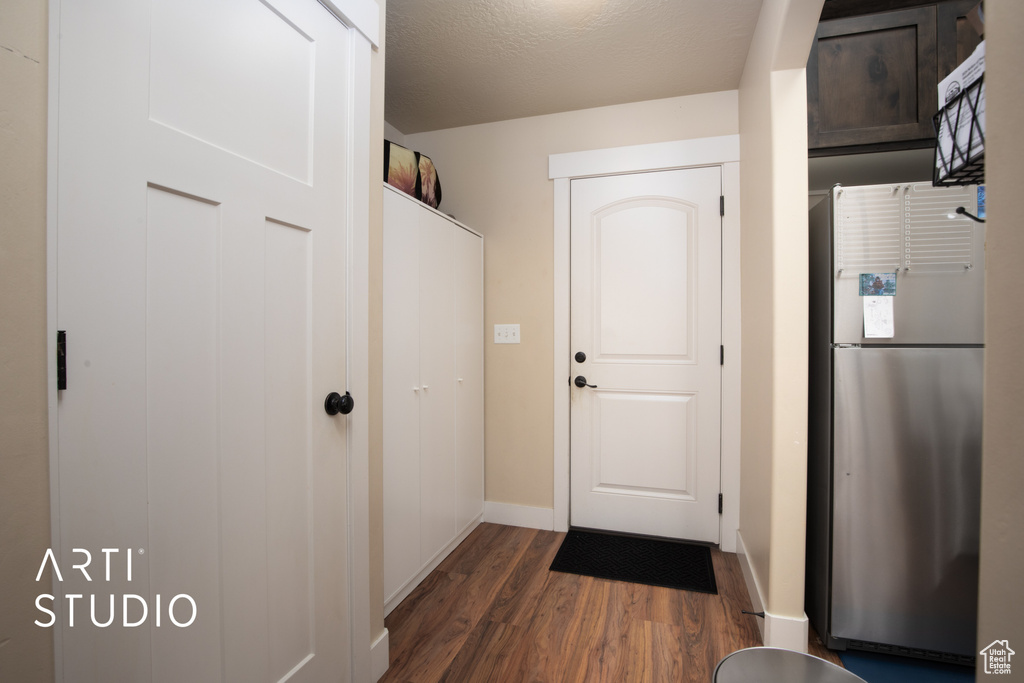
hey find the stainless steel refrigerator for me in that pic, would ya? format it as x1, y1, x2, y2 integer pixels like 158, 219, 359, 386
806, 182, 985, 662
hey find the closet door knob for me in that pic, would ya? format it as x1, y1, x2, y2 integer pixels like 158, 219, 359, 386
324, 391, 354, 415
573, 376, 597, 389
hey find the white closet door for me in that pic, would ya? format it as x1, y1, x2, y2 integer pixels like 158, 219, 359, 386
382, 192, 422, 601
53, 0, 362, 680
418, 210, 457, 563
455, 229, 485, 532
382, 188, 484, 615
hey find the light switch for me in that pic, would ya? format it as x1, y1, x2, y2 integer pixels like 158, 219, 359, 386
494, 324, 520, 344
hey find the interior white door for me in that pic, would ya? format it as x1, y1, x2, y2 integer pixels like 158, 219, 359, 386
54, 1, 355, 680
454, 227, 485, 533
382, 189, 423, 602
569, 167, 722, 542
417, 210, 457, 563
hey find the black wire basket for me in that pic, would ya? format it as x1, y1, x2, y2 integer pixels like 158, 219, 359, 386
933, 74, 984, 186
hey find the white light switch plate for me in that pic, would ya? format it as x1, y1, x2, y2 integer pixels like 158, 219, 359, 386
494, 324, 520, 344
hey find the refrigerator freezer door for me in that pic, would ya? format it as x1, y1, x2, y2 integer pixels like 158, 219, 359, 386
832, 183, 984, 345
831, 347, 982, 657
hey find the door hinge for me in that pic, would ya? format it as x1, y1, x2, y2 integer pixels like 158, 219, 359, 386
720, 195, 725, 216
718, 493, 723, 514
57, 330, 67, 391
720, 345, 724, 365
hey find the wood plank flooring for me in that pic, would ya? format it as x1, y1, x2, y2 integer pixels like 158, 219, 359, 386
382, 523, 842, 682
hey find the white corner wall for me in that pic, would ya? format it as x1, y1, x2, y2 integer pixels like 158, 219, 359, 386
369, 0, 389, 676
384, 120, 406, 146
737, 0, 823, 650
0, 1, 55, 680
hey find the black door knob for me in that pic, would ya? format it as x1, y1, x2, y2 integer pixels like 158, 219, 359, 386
325, 391, 355, 416
574, 351, 587, 363
573, 376, 597, 388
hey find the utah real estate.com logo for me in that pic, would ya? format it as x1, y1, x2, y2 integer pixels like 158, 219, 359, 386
980, 640, 1015, 676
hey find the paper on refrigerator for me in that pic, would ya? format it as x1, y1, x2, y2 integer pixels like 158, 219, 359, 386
936, 41, 985, 177
863, 296, 895, 338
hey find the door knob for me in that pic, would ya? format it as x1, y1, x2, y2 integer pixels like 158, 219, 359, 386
574, 351, 587, 363
324, 391, 354, 415
573, 376, 597, 388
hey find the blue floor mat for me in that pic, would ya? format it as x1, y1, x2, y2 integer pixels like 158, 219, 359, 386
838, 650, 975, 682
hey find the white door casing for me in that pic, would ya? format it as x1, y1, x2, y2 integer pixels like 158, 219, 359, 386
569, 167, 723, 542
46, 0, 376, 680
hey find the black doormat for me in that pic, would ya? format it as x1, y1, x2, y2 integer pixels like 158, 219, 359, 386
549, 528, 717, 594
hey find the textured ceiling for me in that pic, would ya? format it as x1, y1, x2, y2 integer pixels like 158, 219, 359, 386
385, 0, 765, 134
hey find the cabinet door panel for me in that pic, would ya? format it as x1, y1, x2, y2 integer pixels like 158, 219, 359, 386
808, 7, 937, 149
383, 191, 422, 600
418, 211, 457, 563
455, 228, 484, 532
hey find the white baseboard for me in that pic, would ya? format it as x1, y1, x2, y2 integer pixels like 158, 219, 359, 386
735, 530, 809, 653
482, 501, 554, 531
371, 628, 389, 682
384, 516, 481, 616
765, 612, 809, 653
735, 530, 766, 642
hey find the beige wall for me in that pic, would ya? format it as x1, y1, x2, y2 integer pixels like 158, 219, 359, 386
0, 0, 54, 681
383, 120, 406, 146
736, 11, 775, 607
368, 0, 387, 645
403, 91, 739, 509
977, 2, 1024, 674
736, 0, 822, 626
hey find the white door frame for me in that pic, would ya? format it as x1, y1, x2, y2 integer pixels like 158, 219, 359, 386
548, 135, 742, 552
44, 0, 379, 679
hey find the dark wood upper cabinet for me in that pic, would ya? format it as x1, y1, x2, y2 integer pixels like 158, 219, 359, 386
808, 1, 983, 154
808, 7, 937, 151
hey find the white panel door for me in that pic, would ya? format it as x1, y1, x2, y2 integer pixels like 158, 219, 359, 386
454, 228, 485, 533
417, 210, 457, 563
54, 1, 355, 680
382, 189, 423, 602
569, 167, 722, 542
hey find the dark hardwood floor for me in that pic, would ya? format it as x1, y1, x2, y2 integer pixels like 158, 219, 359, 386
382, 523, 842, 682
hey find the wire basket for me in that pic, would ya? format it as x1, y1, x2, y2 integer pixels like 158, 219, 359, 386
933, 75, 984, 186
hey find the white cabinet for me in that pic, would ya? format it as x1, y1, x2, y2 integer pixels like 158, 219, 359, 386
383, 185, 483, 614
454, 228, 484, 533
